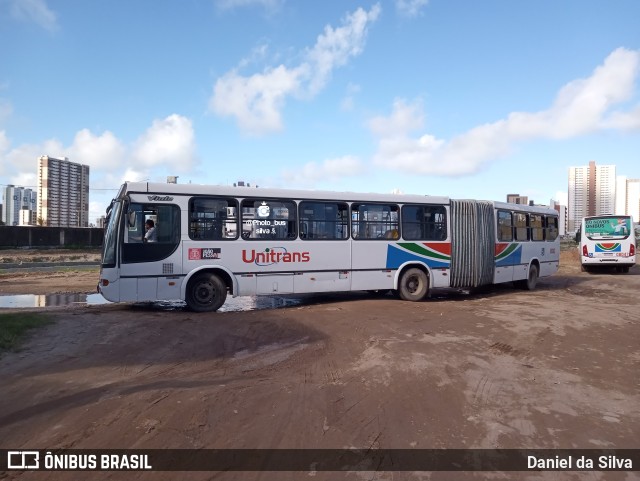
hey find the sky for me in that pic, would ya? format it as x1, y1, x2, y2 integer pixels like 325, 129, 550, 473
1, 0, 639, 224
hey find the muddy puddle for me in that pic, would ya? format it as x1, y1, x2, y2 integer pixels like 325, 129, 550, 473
0, 292, 306, 311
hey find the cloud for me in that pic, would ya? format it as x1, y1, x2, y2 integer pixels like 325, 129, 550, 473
395, 0, 429, 17
0, 137, 64, 180
600, 105, 640, 130
0, 114, 196, 183
281, 156, 364, 187
68, 129, 126, 171
0, 114, 197, 223
132, 114, 197, 170
370, 47, 640, 176
305, 4, 381, 96
554, 191, 568, 206
211, 65, 306, 135
505, 47, 640, 139
8, 0, 58, 32
209, 4, 381, 135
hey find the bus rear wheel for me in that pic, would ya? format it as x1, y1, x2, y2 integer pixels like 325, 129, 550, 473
398, 268, 429, 301
517, 264, 538, 290
186, 272, 227, 312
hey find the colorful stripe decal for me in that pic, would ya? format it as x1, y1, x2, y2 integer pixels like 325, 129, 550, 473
595, 243, 621, 252
386, 243, 451, 269
388, 242, 531, 269
495, 243, 522, 267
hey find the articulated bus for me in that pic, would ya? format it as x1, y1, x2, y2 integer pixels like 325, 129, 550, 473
580, 215, 636, 273
98, 182, 560, 311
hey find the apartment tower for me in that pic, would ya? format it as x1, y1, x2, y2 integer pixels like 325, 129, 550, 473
567, 161, 615, 233
37, 156, 90, 227
615, 177, 640, 221
2, 185, 37, 226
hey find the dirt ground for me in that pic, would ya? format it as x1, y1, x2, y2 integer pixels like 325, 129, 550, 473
0, 248, 101, 265
0, 249, 101, 295
0, 250, 639, 480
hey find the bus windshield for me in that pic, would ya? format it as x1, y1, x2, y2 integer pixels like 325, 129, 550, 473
102, 200, 123, 266
584, 216, 632, 240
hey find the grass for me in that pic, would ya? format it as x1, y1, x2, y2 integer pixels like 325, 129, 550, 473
0, 312, 54, 353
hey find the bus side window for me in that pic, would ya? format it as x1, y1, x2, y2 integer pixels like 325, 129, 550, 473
401, 204, 446, 241
299, 201, 348, 240
530, 214, 544, 241
497, 210, 513, 242
122, 203, 180, 264
189, 197, 238, 240
545, 216, 559, 241
514, 212, 529, 241
155, 205, 180, 243
352, 203, 399, 240
241, 199, 297, 240
125, 204, 145, 243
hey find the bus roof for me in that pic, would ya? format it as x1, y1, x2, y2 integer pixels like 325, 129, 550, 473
118, 182, 557, 214
120, 181, 450, 205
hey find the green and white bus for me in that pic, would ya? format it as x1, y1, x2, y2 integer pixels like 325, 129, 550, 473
580, 215, 636, 273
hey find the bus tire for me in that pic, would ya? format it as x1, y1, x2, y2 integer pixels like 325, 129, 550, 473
398, 268, 429, 301
186, 272, 227, 312
622, 266, 630, 273
518, 264, 538, 291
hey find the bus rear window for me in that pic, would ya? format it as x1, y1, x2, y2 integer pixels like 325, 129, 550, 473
585, 216, 632, 239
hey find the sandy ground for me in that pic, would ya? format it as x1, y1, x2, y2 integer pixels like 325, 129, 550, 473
0, 250, 639, 480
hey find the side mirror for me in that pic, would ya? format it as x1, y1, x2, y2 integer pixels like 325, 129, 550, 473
128, 211, 137, 228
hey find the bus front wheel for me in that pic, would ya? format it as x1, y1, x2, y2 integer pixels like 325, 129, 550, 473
398, 268, 429, 301
186, 272, 227, 312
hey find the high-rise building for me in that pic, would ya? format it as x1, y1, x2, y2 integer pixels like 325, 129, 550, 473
615, 177, 640, 222
567, 161, 616, 233
37, 156, 90, 227
626, 179, 640, 222
2, 185, 37, 226
550, 200, 567, 237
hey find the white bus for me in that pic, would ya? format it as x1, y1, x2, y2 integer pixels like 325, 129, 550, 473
98, 182, 560, 312
579, 215, 636, 273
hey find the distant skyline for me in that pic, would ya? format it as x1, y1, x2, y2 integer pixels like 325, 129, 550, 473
1, 0, 639, 222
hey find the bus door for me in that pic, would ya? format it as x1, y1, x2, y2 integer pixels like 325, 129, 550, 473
294, 201, 351, 293
350, 202, 399, 291
495, 210, 516, 283
119, 200, 182, 302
